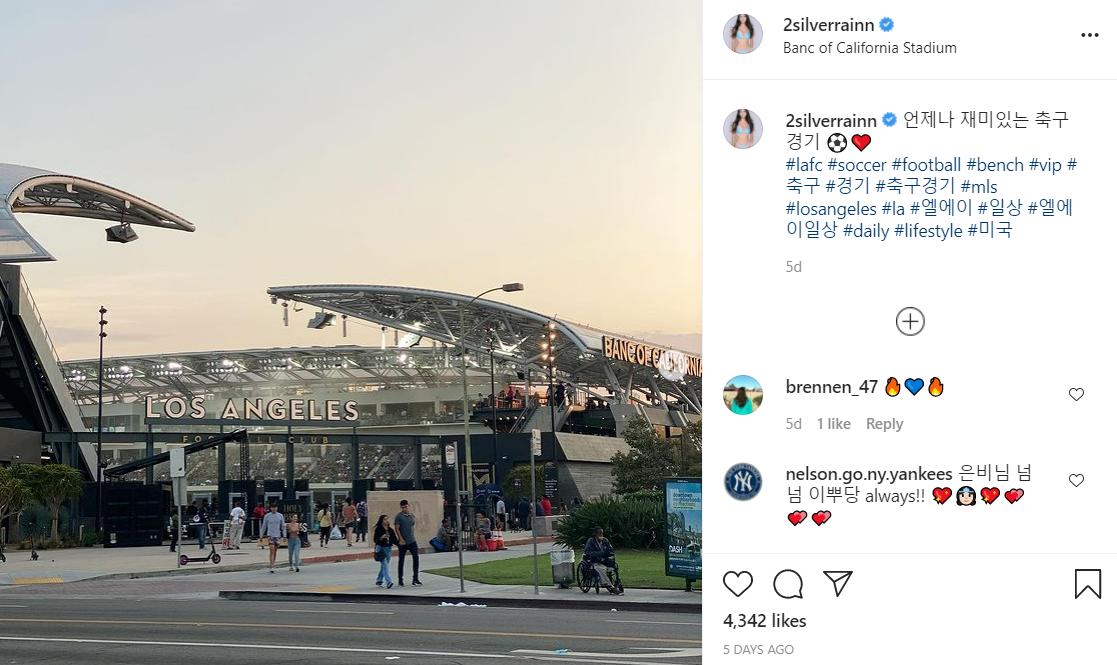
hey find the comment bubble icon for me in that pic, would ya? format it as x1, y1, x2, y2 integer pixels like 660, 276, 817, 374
773, 569, 804, 599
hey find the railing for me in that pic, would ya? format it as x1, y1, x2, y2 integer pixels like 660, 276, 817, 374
17, 275, 65, 377
509, 405, 537, 433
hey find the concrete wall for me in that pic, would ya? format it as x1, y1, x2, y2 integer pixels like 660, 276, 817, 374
366, 489, 443, 549
0, 427, 40, 465
556, 462, 615, 502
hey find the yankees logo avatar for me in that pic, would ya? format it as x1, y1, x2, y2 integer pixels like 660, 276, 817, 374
725, 463, 763, 501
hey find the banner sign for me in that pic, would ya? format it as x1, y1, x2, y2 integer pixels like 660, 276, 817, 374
602, 336, 702, 379
664, 478, 702, 579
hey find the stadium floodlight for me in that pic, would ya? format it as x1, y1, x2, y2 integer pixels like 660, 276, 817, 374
307, 311, 336, 329
105, 223, 139, 243
501, 283, 524, 293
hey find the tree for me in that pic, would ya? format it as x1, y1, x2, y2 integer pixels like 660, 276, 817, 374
610, 417, 702, 494
500, 463, 547, 504
0, 465, 36, 539
678, 419, 703, 477
24, 464, 85, 544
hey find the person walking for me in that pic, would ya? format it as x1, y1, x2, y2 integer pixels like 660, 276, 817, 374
373, 514, 397, 588
286, 511, 303, 572
252, 502, 266, 538
195, 501, 209, 549
342, 498, 358, 547
357, 499, 368, 542
229, 501, 246, 549
393, 500, 421, 586
317, 503, 333, 548
261, 504, 286, 573
540, 495, 552, 516
517, 497, 531, 531
495, 497, 506, 529
168, 509, 179, 553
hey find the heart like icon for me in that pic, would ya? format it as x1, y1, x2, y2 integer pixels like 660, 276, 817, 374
1005, 488, 1024, 504
788, 511, 807, 526
1069, 474, 1085, 487
980, 487, 1000, 504
851, 134, 871, 151
932, 487, 952, 504
723, 571, 754, 597
1069, 388, 1084, 401
904, 378, 924, 395
812, 510, 831, 526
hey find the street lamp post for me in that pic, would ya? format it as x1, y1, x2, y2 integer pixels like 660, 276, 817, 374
489, 336, 498, 485
96, 307, 107, 535
460, 284, 523, 504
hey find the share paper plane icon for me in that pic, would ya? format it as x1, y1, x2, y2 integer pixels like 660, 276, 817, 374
823, 571, 853, 597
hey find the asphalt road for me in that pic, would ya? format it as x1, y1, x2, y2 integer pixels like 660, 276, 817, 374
0, 596, 701, 664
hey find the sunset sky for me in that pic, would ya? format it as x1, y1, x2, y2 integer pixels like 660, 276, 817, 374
0, 1, 699, 360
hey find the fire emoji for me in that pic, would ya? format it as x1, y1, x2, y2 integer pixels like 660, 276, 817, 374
885, 377, 900, 397
929, 377, 943, 397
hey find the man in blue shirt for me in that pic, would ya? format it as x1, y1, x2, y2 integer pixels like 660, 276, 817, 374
261, 504, 287, 573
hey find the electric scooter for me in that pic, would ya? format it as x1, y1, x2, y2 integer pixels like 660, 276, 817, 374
178, 528, 222, 566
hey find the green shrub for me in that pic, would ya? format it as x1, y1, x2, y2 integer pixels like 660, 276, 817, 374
620, 489, 664, 504
81, 531, 104, 547
555, 494, 663, 550
752, 394, 763, 408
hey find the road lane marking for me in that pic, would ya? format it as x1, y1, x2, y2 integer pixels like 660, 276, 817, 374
0, 605, 29, 608
10, 577, 62, 584
0, 618, 698, 644
606, 620, 700, 626
0, 637, 697, 664
515, 648, 703, 660
275, 609, 394, 615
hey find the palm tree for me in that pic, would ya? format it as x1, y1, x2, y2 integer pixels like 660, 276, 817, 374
25, 465, 85, 544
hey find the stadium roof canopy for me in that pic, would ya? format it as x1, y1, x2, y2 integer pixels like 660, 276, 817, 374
62, 345, 486, 405
0, 163, 194, 262
266, 285, 702, 413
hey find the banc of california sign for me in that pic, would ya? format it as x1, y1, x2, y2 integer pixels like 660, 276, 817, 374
145, 396, 360, 421
601, 336, 702, 380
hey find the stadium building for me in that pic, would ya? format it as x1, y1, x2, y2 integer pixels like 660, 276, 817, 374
0, 163, 701, 540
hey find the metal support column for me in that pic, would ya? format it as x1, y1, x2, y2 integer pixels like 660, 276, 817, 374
285, 426, 295, 499
350, 436, 360, 499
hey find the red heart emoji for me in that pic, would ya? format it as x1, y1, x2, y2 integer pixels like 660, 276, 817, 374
932, 487, 952, 504
1005, 488, 1024, 504
788, 511, 807, 526
980, 487, 1000, 504
812, 510, 831, 526
851, 134, 871, 151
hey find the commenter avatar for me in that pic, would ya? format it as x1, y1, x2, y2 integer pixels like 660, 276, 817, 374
723, 14, 764, 54
723, 109, 764, 150
723, 375, 763, 415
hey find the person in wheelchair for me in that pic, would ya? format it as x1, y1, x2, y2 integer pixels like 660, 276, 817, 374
583, 527, 623, 595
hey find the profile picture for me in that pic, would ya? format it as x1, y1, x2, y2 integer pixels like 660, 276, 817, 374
722, 14, 764, 54
723, 375, 763, 415
723, 109, 763, 150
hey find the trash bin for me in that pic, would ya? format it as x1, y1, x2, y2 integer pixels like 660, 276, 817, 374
551, 547, 575, 588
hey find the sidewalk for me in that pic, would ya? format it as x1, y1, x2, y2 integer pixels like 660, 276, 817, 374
206, 551, 701, 613
0, 534, 551, 585
221, 576, 702, 613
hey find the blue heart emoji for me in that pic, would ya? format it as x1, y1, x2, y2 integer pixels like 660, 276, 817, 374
904, 378, 924, 395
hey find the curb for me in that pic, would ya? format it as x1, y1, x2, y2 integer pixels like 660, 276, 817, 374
69, 536, 556, 583
218, 589, 701, 614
